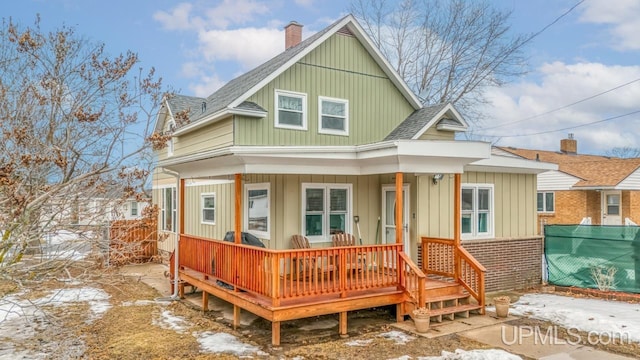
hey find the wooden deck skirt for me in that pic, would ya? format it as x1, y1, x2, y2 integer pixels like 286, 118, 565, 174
172, 234, 426, 346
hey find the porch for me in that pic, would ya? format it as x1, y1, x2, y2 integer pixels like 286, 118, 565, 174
169, 233, 485, 346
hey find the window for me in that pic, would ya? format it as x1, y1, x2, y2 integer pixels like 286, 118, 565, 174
161, 187, 177, 232
302, 183, 352, 242
318, 96, 349, 135
245, 183, 270, 239
201, 193, 215, 224
275, 90, 307, 130
537, 192, 554, 212
130, 201, 138, 216
461, 184, 494, 239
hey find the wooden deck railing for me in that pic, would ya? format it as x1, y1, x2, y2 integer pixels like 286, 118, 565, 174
177, 234, 404, 305
421, 237, 486, 309
398, 252, 426, 308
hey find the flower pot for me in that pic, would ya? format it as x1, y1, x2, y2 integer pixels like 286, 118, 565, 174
413, 315, 430, 333
494, 296, 510, 318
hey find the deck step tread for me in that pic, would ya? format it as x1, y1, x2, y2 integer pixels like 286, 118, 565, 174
428, 304, 482, 317
427, 293, 470, 303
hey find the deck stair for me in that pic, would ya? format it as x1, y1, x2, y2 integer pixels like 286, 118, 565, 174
422, 280, 483, 323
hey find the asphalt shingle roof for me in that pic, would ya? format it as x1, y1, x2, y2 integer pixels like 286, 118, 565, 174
497, 147, 640, 187
384, 103, 448, 140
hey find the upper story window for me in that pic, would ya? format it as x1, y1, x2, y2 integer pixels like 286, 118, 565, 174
167, 121, 176, 156
201, 193, 216, 224
461, 184, 494, 239
245, 183, 270, 239
537, 192, 555, 213
275, 90, 307, 130
130, 201, 138, 217
302, 183, 352, 242
161, 187, 177, 232
318, 96, 349, 136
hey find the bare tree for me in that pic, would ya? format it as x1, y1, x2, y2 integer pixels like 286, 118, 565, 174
605, 147, 640, 159
0, 18, 165, 280
351, 0, 528, 119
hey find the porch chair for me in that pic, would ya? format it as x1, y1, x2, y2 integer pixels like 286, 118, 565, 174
290, 235, 335, 280
331, 233, 364, 273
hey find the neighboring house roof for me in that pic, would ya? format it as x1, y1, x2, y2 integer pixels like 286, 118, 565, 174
497, 147, 640, 188
161, 14, 422, 136
384, 103, 467, 140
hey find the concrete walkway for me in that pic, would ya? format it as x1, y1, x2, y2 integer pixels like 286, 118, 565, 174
121, 263, 636, 359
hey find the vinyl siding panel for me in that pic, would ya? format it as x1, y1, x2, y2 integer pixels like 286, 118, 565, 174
537, 170, 579, 191
416, 174, 454, 239
183, 182, 235, 241
171, 117, 234, 158
617, 168, 640, 190
235, 33, 415, 146
417, 127, 455, 141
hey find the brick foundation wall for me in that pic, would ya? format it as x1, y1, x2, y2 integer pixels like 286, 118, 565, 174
462, 237, 543, 292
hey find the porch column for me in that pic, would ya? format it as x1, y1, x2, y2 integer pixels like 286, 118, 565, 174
454, 173, 461, 281
234, 173, 242, 244
179, 179, 185, 234
395, 172, 403, 245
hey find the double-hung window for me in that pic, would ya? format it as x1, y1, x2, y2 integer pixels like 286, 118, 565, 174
201, 193, 216, 224
161, 187, 177, 232
461, 184, 494, 239
275, 90, 306, 130
537, 192, 554, 212
130, 201, 138, 217
302, 183, 351, 242
245, 183, 270, 239
318, 96, 348, 135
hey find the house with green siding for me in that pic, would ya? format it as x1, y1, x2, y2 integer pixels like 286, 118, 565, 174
152, 13, 555, 303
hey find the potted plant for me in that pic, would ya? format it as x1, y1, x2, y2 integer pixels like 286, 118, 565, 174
412, 307, 431, 333
493, 296, 511, 318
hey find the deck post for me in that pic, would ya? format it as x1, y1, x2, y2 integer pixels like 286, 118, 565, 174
202, 291, 209, 311
454, 173, 461, 281
395, 172, 403, 245
272, 321, 281, 346
234, 173, 242, 244
179, 178, 185, 234
339, 311, 348, 337
233, 304, 240, 329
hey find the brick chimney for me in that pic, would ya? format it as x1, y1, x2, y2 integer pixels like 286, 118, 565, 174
285, 21, 303, 49
560, 133, 577, 154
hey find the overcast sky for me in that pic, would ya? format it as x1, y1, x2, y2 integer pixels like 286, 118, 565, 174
5, 0, 640, 155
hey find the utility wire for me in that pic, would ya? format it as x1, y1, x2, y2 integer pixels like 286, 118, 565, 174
481, 77, 640, 131
474, 109, 640, 138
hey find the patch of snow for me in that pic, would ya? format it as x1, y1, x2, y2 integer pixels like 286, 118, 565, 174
121, 299, 163, 306
0, 349, 47, 360
344, 339, 374, 347
153, 310, 190, 333
418, 349, 521, 360
387, 356, 411, 360
379, 330, 415, 345
36, 287, 111, 322
510, 293, 640, 343
195, 331, 267, 356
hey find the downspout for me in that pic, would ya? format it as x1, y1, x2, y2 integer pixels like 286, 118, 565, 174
156, 167, 181, 301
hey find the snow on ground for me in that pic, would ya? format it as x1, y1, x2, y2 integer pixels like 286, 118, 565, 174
509, 293, 640, 342
36, 287, 111, 323
194, 331, 268, 356
153, 309, 190, 333
413, 349, 522, 360
345, 339, 374, 347
379, 330, 415, 345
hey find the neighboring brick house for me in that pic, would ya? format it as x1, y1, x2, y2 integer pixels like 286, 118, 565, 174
498, 135, 640, 232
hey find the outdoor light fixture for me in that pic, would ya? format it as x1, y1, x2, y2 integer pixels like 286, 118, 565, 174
432, 173, 444, 185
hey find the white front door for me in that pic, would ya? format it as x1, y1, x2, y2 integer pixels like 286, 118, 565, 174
382, 185, 410, 257
602, 191, 621, 225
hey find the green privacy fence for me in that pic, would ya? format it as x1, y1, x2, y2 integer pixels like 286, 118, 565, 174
544, 225, 640, 293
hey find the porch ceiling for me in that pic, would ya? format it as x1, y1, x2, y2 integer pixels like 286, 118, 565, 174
158, 140, 491, 178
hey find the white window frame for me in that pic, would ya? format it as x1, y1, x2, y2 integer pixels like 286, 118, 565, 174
244, 183, 270, 239
201, 193, 216, 225
537, 191, 555, 213
161, 187, 177, 232
167, 120, 176, 157
301, 183, 353, 243
461, 183, 494, 240
275, 89, 307, 130
130, 201, 138, 217
318, 96, 349, 136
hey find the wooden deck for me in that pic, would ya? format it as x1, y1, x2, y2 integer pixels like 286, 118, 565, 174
170, 234, 486, 346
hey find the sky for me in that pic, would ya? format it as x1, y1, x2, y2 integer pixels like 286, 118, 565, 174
4, 0, 640, 156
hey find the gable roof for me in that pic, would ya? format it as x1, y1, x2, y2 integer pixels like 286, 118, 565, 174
163, 14, 422, 136
384, 103, 467, 140
497, 146, 640, 187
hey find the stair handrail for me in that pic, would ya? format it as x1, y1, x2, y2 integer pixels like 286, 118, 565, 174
455, 246, 486, 313
398, 251, 426, 308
